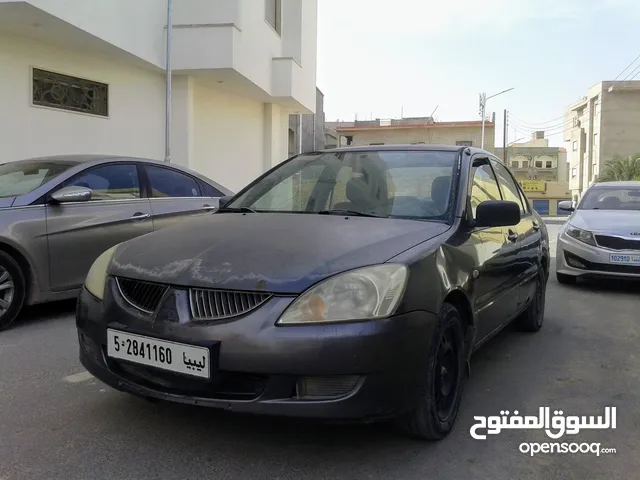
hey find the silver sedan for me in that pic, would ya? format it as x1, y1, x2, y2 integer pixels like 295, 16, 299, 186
556, 181, 640, 284
0, 155, 232, 331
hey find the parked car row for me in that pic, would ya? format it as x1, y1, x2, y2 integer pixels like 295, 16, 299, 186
0, 155, 232, 330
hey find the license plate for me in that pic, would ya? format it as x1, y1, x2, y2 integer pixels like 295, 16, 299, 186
609, 254, 640, 265
107, 329, 210, 379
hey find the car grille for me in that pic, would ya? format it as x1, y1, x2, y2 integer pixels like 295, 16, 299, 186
189, 288, 272, 320
595, 235, 640, 251
564, 251, 640, 274
115, 277, 168, 313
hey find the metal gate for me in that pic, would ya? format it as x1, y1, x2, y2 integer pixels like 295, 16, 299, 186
532, 199, 550, 216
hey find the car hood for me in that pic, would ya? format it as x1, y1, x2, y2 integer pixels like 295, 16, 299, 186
569, 210, 640, 235
110, 213, 451, 293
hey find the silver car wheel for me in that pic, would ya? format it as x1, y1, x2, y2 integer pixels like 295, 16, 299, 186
0, 267, 15, 317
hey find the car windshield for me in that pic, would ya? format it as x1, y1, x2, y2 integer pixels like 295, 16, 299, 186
578, 186, 640, 211
226, 150, 458, 221
0, 161, 74, 198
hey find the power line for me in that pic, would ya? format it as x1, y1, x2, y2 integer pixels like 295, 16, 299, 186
506, 112, 565, 127
614, 53, 640, 80
623, 62, 640, 81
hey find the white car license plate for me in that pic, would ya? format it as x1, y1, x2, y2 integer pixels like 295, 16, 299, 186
107, 329, 210, 379
609, 254, 640, 265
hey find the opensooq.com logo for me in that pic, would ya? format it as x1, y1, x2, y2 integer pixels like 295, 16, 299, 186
470, 407, 616, 440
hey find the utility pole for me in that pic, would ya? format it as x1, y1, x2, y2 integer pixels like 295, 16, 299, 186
503, 109, 508, 164
479, 87, 514, 150
164, 0, 173, 162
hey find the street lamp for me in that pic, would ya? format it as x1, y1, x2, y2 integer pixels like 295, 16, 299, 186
479, 87, 514, 149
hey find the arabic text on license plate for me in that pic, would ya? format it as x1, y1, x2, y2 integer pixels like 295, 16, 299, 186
609, 254, 640, 265
106, 329, 210, 379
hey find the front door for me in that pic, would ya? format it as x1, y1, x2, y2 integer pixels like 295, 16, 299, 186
490, 160, 542, 313
46, 163, 153, 291
143, 165, 215, 231
468, 158, 519, 342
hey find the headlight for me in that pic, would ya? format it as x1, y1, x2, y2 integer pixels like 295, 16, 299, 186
565, 225, 596, 246
276, 264, 408, 325
85, 245, 119, 299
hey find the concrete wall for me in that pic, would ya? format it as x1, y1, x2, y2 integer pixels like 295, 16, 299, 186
0, 32, 165, 162
288, 88, 325, 156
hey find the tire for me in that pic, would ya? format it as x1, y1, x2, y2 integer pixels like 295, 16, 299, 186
399, 303, 466, 440
0, 251, 26, 332
517, 272, 546, 333
556, 272, 577, 285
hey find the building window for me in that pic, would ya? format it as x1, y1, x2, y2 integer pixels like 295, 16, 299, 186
571, 168, 577, 178
535, 160, 543, 168
572, 141, 578, 152
593, 133, 598, 146
456, 140, 473, 146
522, 160, 529, 168
32, 68, 108, 117
546, 161, 553, 169
265, 0, 282, 35
512, 161, 519, 168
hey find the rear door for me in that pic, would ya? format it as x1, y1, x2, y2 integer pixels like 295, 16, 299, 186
46, 162, 153, 291
490, 159, 542, 313
143, 165, 216, 231
468, 157, 519, 342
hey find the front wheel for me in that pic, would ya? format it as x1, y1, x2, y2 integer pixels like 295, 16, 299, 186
399, 303, 466, 440
0, 251, 26, 332
517, 271, 546, 332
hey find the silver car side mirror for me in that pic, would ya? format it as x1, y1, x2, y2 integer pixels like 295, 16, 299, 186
51, 186, 93, 203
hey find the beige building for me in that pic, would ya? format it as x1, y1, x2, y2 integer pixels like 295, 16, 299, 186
330, 117, 496, 153
494, 131, 571, 216
564, 81, 640, 201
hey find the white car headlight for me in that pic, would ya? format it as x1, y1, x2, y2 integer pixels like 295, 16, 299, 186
276, 264, 408, 325
565, 225, 597, 246
85, 245, 119, 300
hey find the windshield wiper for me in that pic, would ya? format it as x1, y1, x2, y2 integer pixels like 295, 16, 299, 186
318, 209, 384, 218
216, 206, 257, 213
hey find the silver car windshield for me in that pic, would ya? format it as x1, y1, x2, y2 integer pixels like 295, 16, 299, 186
226, 150, 458, 220
0, 161, 74, 198
579, 186, 640, 210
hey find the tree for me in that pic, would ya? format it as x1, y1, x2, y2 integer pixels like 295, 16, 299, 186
598, 154, 640, 182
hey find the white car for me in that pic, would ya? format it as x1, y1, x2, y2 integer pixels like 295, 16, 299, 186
556, 181, 640, 284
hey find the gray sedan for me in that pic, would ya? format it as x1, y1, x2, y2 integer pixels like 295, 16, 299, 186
556, 181, 640, 283
0, 155, 232, 330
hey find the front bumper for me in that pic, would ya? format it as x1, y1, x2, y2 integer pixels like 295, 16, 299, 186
556, 233, 640, 280
76, 280, 438, 422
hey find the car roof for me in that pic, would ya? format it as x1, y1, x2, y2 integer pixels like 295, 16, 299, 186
589, 180, 640, 188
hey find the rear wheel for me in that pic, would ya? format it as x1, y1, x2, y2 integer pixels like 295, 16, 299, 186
399, 303, 465, 440
0, 251, 26, 332
556, 272, 577, 285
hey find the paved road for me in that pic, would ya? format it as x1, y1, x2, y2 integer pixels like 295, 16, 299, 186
1, 224, 639, 480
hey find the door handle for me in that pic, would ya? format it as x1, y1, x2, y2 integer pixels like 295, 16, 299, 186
201, 204, 217, 211
130, 212, 151, 220
532, 221, 540, 231
507, 230, 518, 242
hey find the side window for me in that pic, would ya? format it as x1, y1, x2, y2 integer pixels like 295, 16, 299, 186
469, 162, 502, 219
146, 166, 201, 198
516, 183, 531, 214
490, 160, 526, 214
201, 182, 223, 197
66, 164, 140, 201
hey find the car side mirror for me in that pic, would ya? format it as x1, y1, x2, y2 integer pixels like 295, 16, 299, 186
557, 200, 575, 212
50, 186, 92, 203
218, 195, 233, 208
474, 200, 521, 227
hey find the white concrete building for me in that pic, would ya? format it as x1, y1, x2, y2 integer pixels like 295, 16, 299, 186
0, 0, 318, 192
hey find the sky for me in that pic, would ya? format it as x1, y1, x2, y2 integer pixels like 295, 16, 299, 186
316, 0, 640, 147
